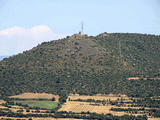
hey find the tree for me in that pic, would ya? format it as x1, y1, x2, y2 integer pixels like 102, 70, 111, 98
51, 97, 55, 101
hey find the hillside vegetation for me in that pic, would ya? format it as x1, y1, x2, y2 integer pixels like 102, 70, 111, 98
0, 56, 8, 61
0, 33, 160, 98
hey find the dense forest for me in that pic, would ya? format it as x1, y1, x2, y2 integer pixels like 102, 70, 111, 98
0, 33, 160, 98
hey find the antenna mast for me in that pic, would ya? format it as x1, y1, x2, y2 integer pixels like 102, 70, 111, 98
81, 21, 83, 35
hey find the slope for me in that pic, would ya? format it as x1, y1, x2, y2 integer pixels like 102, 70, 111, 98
0, 33, 160, 98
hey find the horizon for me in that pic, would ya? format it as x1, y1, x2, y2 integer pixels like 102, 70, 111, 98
0, 0, 160, 56
1, 32, 159, 58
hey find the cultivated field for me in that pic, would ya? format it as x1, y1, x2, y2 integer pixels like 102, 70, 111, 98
29, 118, 84, 120
0, 93, 159, 119
9, 92, 59, 102
59, 94, 150, 117
0, 116, 84, 120
15, 100, 58, 109
59, 100, 126, 116
148, 118, 160, 120
8, 93, 59, 109
0, 93, 81, 120
69, 93, 130, 101
0, 100, 5, 104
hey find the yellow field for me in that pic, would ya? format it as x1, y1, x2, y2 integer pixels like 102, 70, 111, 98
58, 94, 135, 116
58, 94, 152, 117
0, 106, 8, 109
148, 118, 160, 120
1, 94, 158, 119
128, 77, 140, 80
0, 117, 84, 120
59, 100, 126, 116
0, 100, 5, 104
31, 118, 84, 120
69, 94, 130, 101
0, 99, 85, 120
128, 77, 160, 80
9, 92, 59, 102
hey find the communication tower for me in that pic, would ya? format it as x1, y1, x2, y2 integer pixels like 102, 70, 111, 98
81, 21, 84, 35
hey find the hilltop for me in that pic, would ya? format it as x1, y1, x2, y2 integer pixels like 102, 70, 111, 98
0, 33, 160, 98
0, 56, 8, 61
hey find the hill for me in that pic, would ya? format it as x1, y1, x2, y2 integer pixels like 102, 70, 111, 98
0, 56, 8, 61
0, 33, 160, 98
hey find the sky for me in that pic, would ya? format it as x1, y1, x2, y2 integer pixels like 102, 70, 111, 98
0, 0, 160, 56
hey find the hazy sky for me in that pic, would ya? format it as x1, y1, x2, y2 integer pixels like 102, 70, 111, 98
0, 0, 160, 56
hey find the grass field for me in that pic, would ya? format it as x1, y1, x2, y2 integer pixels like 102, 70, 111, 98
15, 100, 58, 109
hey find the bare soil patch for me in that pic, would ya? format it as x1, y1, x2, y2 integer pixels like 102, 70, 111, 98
0, 100, 5, 104
148, 118, 160, 120
9, 92, 59, 102
128, 77, 140, 80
